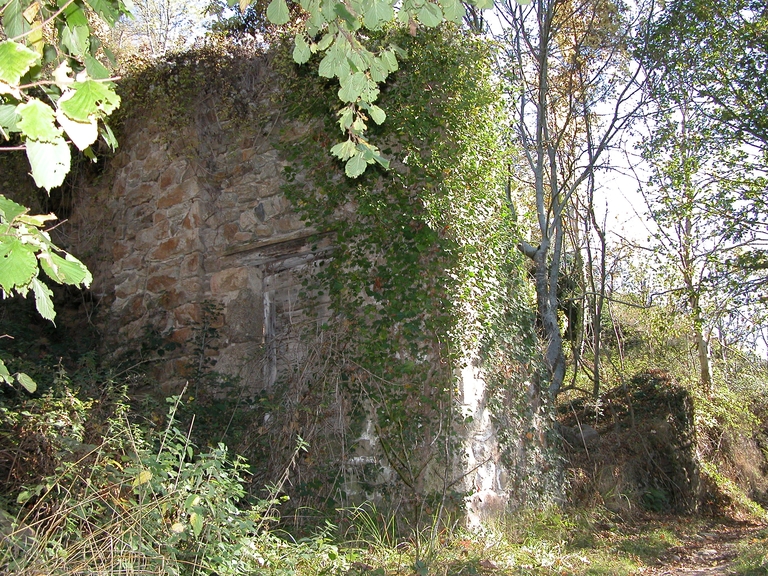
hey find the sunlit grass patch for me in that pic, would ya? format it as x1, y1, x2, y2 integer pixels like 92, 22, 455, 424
732, 528, 768, 575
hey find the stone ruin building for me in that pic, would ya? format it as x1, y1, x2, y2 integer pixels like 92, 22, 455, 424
9, 44, 561, 523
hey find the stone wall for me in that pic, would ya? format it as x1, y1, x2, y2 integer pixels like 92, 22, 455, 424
48, 47, 555, 521
71, 56, 327, 394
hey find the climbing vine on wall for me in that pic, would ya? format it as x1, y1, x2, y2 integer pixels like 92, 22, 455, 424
277, 26, 545, 513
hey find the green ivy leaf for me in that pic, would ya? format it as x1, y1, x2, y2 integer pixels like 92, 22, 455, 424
472, 0, 494, 8
26, 137, 71, 192
31, 276, 55, 323
266, 0, 290, 25
0, 41, 40, 85
345, 153, 367, 177
293, 35, 311, 64
17, 99, 62, 142
59, 80, 120, 122
0, 238, 37, 292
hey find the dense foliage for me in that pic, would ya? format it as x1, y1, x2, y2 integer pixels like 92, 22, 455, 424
276, 25, 553, 516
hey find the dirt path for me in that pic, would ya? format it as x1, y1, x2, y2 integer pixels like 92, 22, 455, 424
649, 522, 763, 575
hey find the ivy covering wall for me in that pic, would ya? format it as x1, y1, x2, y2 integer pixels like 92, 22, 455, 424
276, 26, 559, 520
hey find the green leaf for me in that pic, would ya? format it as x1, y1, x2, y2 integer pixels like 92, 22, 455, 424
59, 80, 120, 121
100, 123, 118, 150
442, 0, 465, 23
26, 138, 71, 191
0, 238, 37, 292
334, 2, 359, 28
330, 138, 357, 160
60, 24, 90, 56
84, 54, 111, 80
0, 41, 40, 85
337, 107, 354, 131
2, 0, 29, 41
40, 251, 91, 286
368, 57, 386, 82
316, 32, 334, 51
338, 72, 367, 103
0, 194, 27, 222
418, 2, 442, 27
369, 104, 386, 124
472, 0, 494, 8
345, 153, 367, 177
0, 359, 10, 380
17, 99, 62, 142
318, 51, 336, 78
266, 0, 290, 25
381, 49, 398, 72
363, 0, 394, 29
0, 103, 20, 132
85, 0, 124, 26
293, 35, 311, 64
62, 1, 90, 27
16, 372, 36, 393
31, 276, 55, 323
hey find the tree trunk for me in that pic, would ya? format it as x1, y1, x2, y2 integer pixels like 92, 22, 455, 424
533, 246, 566, 396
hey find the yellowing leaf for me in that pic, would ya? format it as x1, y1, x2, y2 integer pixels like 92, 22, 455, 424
190, 511, 203, 537
22, 2, 40, 23
133, 469, 152, 486
171, 522, 185, 533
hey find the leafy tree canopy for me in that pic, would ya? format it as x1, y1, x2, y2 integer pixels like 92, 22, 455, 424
261, 0, 511, 177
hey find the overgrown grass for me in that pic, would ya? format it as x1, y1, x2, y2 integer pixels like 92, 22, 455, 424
0, 380, 347, 575
1, 364, 764, 575
336, 506, 701, 575
732, 528, 768, 575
